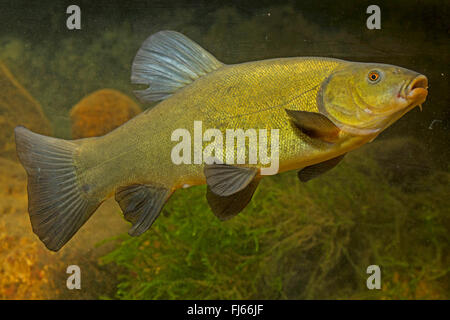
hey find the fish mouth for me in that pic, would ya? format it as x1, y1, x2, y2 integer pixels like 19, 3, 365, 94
405, 75, 428, 106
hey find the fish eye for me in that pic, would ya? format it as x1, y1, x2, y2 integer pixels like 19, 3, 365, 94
368, 70, 381, 83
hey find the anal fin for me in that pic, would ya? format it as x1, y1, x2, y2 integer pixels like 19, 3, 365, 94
298, 154, 346, 182
206, 179, 260, 221
115, 184, 171, 236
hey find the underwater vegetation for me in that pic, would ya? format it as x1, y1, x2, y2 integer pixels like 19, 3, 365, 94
70, 89, 141, 139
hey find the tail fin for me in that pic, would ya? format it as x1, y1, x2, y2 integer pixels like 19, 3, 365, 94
14, 126, 101, 251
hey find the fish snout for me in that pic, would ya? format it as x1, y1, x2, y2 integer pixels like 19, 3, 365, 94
406, 74, 428, 104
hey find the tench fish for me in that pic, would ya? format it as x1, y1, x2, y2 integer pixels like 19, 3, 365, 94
14, 31, 428, 251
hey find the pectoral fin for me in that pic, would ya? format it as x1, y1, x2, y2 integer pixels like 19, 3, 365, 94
298, 154, 346, 182
115, 184, 171, 236
204, 163, 258, 197
206, 178, 260, 221
285, 109, 340, 143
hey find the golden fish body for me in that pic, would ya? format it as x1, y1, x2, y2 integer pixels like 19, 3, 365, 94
15, 31, 428, 251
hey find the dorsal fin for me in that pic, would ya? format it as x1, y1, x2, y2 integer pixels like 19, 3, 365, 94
131, 30, 223, 102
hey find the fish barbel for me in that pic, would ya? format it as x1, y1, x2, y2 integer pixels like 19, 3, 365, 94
15, 31, 428, 251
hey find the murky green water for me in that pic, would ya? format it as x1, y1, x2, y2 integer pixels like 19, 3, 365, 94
0, 0, 448, 299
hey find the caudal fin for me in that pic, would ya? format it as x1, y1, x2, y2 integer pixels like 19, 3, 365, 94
15, 126, 101, 251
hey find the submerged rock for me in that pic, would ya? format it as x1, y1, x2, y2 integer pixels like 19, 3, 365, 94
0, 62, 51, 160
70, 89, 141, 139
